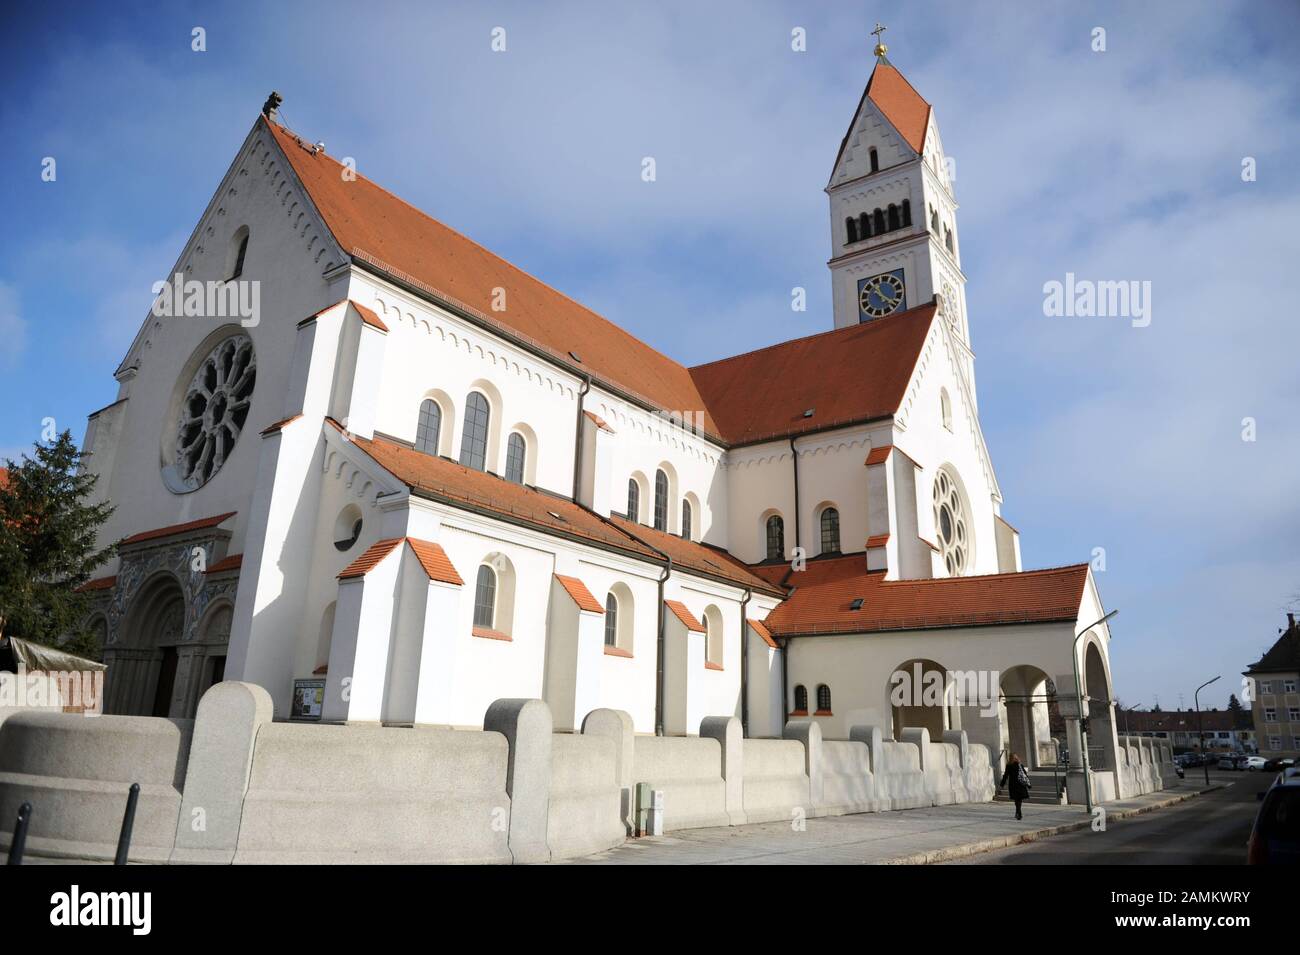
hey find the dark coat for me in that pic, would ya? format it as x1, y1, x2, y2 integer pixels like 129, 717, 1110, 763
1000, 760, 1031, 799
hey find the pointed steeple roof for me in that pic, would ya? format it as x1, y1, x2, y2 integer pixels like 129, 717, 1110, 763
865, 60, 932, 154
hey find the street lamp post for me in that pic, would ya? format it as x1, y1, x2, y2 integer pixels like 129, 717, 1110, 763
1195, 676, 1220, 787
1072, 609, 1119, 815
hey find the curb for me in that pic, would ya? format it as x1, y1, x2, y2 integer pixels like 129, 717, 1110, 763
877, 785, 1216, 865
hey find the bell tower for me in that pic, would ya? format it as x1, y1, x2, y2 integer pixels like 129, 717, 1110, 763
825, 26, 975, 390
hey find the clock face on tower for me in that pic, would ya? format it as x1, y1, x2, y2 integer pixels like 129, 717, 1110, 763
857, 270, 906, 321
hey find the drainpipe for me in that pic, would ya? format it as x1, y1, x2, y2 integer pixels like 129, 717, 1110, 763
739, 588, 751, 737
654, 555, 673, 737
788, 437, 801, 556
780, 637, 789, 731
571, 374, 591, 501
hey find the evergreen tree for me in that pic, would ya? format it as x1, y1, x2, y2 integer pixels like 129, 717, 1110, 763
0, 431, 116, 658
1227, 694, 1242, 712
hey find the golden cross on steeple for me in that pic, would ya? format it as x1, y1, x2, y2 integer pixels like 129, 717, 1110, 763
871, 21, 888, 59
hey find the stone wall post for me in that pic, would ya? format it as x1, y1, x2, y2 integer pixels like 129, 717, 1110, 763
784, 720, 823, 811
171, 681, 274, 864
700, 715, 746, 826
582, 708, 634, 835
484, 699, 552, 864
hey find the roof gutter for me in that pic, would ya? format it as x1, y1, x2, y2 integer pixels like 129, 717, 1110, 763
571, 374, 590, 502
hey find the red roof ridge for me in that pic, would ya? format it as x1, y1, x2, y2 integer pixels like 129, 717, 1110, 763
406, 537, 464, 585
554, 574, 605, 614
665, 599, 705, 632
690, 303, 935, 373
338, 537, 404, 579
121, 511, 237, 546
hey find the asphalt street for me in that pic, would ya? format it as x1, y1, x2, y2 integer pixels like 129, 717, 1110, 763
947, 770, 1273, 864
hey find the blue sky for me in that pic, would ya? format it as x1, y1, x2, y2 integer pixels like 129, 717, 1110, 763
1, 1, 1297, 711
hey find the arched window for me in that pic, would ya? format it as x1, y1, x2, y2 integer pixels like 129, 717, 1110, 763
901, 198, 912, 227
765, 514, 785, 561
703, 606, 723, 668
793, 684, 808, 713
944, 227, 954, 254
604, 593, 618, 647
227, 226, 249, 280
816, 684, 832, 713
859, 211, 872, 239
473, 564, 497, 629
930, 208, 940, 233
627, 478, 640, 522
940, 388, 953, 431
653, 469, 668, 531
819, 507, 841, 554
415, 399, 441, 455
459, 392, 490, 471
873, 208, 886, 235
505, 432, 526, 484
887, 203, 900, 232
680, 499, 692, 540
845, 217, 858, 244
869, 147, 879, 173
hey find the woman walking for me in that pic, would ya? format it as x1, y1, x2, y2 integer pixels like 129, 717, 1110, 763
999, 753, 1031, 820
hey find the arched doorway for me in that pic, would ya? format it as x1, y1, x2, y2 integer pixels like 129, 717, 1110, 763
107, 574, 186, 716
999, 665, 1056, 771
1083, 640, 1116, 773
888, 658, 956, 740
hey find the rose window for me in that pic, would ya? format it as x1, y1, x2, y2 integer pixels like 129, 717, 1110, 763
932, 468, 969, 576
172, 334, 256, 490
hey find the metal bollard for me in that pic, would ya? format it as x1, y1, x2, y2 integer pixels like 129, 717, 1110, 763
114, 783, 140, 865
7, 802, 32, 865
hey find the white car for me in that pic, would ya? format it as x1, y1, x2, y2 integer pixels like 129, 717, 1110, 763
1244, 755, 1268, 771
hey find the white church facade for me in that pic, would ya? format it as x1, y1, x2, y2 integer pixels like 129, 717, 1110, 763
75, 55, 1131, 800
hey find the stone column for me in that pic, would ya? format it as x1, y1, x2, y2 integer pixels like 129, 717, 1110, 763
484, 698, 552, 864
701, 715, 746, 825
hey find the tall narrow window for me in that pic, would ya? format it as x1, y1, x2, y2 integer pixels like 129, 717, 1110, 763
459, 392, 490, 471
873, 208, 886, 235
887, 203, 900, 232
945, 227, 954, 254
869, 147, 879, 173
505, 432, 526, 484
930, 208, 940, 232
227, 227, 250, 281
473, 565, 497, 629
793, 684, 808, 713
415, 399, 441, 455
627, 478, 640, 522
820, 507, 841, 554
859, 211, 872, 239
681, 499, 692, 540
765, 515, 785, 561
845, 217, 858, 244
816, 684, 832, 713
653, 469, 668, 531
604, 593, 618, 647
901, 199, 912, 227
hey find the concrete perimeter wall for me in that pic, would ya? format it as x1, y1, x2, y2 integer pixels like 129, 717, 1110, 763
0, 683, 1025, 864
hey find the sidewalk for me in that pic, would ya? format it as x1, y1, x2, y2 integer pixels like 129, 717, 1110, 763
562, 782, 1213, 865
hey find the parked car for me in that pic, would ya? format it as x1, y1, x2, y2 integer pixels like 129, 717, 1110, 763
1245, 756, 1269, 771
1218, 756, 1239, 770
1247, 774, 1300, 864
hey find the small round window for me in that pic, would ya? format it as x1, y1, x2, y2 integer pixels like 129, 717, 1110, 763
334, 504, 363, 552
932, 468, 970, 576
163, 332, 256, 493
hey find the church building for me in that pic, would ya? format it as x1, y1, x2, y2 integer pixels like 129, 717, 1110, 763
76, 44, 1127, 799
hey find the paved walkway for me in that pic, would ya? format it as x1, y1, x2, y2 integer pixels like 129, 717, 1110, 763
562, 782, 1211, 865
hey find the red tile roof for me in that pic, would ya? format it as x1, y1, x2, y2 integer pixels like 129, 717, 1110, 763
555, 574, 604, 614
76, 575, 117, 593
688, 305, 936, 445
406, 538, 463, 585
865, 534, 890, 548
864, 446, 893, 466
608, 515, 782, 596
866, 62, 932, 154
206, 554, 243, 575
583, 410, 613, 432
268, 118, 934, 447
336, 421, 780, 595
748, 617, 778, 649
260, 414, 302, 436
0, 468, 8, 490
338, 538, 404, 579
764, 555, 1090, 636
665, 600, 705, 632
120, 512, 236, 546
267, 119, 718, 436
352, 301, 388, 332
